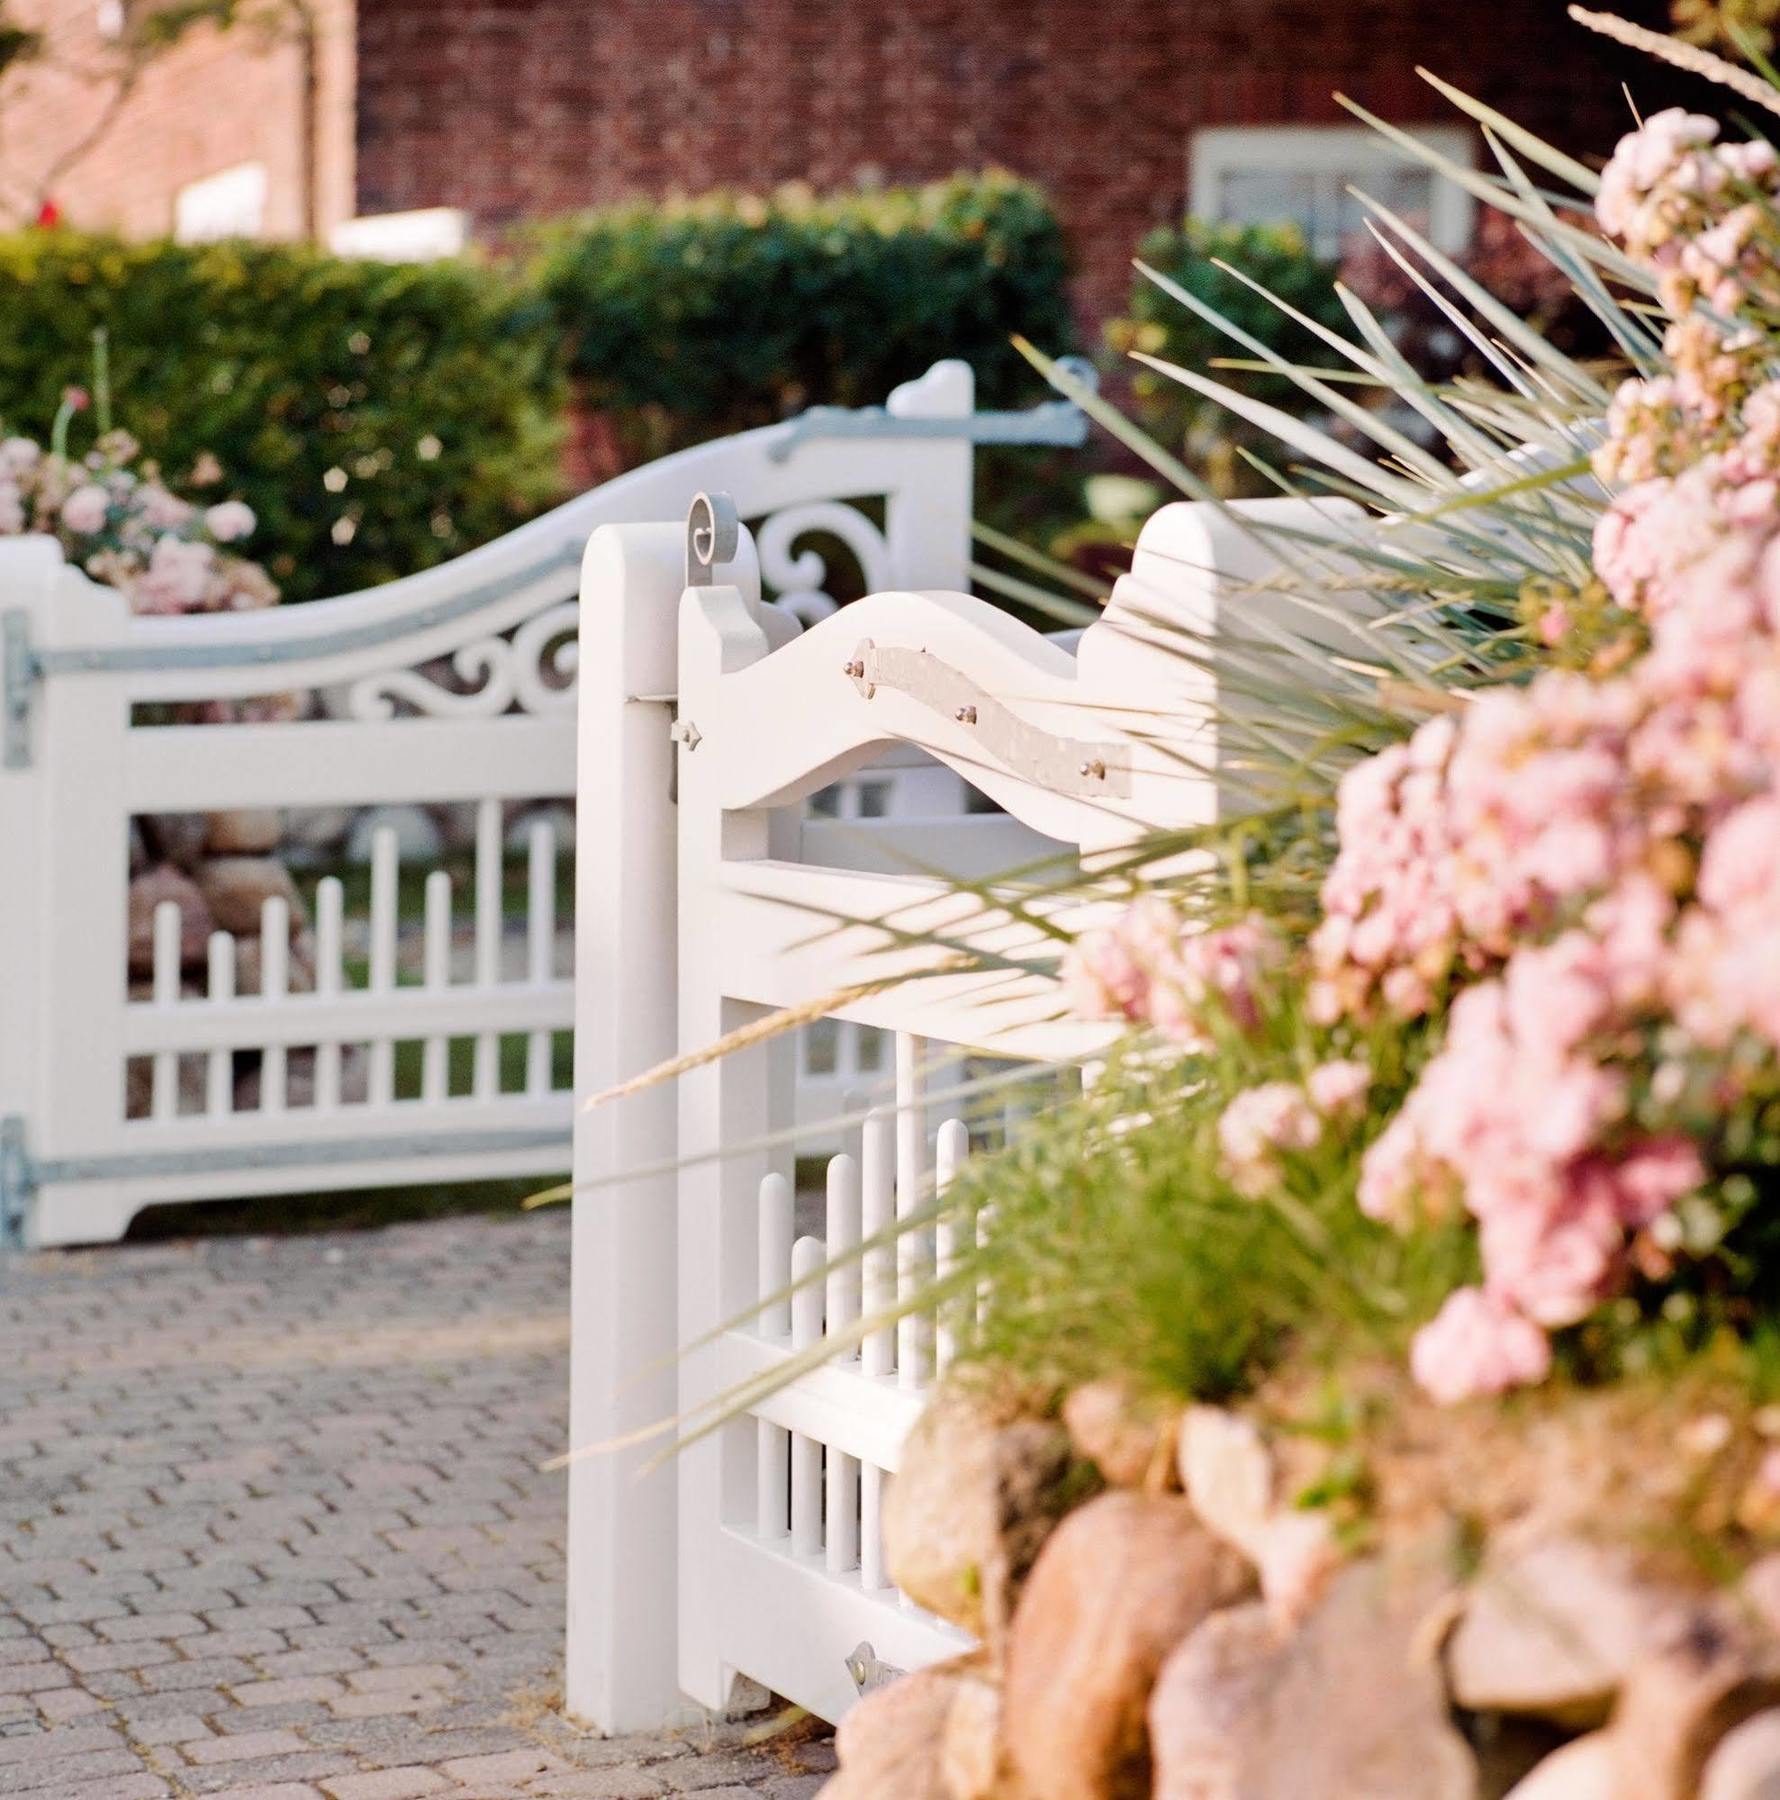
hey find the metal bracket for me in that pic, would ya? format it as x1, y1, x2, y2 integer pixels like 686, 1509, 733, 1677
686, 491, 740, 589
2, 610, 37, 769
846, 1641, 904, 1696
0, 1116, 34, 1250
846, 638, 1128, 799
767, 359, 1099, 464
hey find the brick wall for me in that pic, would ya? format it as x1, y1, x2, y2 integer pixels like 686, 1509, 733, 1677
0, 0, 356, 241
354, 0, 1688, 325
0, 0, 1690, 328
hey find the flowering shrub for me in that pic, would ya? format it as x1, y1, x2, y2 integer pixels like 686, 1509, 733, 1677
1059, 102, 1780, 1408
1, 404, 277, 616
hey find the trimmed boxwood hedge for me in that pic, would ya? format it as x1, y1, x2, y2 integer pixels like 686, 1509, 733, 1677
0, 233, 566, 603
530, 170, 1076, 458
0, 174, 1075, 600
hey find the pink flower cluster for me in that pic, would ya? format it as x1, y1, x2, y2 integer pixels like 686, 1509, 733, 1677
1217, 1060, 1370, 1199
0, 427, 276, 617
1062, 108, 1780, 1410
1596, 109, 1780, 316
1062, 900, 1282, 1049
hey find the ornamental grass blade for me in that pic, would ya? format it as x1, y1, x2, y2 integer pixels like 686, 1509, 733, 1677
1129, 351, 1431, 511
1413, 66, 1604, 194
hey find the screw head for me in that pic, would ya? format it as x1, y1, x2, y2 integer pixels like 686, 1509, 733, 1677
1079, 758, 1106, 780
843, 658, 865, 679
955, 704, 978, 725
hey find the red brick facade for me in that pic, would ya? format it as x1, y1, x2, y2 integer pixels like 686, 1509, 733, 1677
352, 0, 1685, 323
2, 0, 1686, 325
0, 0, 356, 242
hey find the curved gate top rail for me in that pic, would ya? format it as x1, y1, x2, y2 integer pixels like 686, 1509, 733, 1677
1, 357, 1093, 763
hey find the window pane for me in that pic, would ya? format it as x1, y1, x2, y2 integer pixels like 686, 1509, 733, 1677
1218, 168, 1318, 238
804, 1017, 839, 1077
855, 1026, 886, 1072
1214, 155, 1435, 260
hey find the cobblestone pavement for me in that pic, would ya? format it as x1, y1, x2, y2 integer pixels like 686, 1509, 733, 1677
0, 1214, 835, 1799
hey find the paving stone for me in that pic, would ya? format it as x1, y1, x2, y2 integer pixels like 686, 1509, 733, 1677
0, 1216, 824, 1797
184, 1728, 312, 1764
206, 1786, 327, 1799
321, 1771, 447, 1799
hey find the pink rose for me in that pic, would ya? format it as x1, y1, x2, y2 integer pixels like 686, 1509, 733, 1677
60, 484, 110, 535
204, 500, 255, 543
1410, 1287, 1551, 1405
1306, 1058, 1371, 1121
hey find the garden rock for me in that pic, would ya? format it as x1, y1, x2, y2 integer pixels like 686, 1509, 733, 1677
1149, 1600, 1285, 1800
1448, 1536, 1674, 1726
1064, 1376, 1182, 1489
234, 929, 318, 997
234, 1045, 369, 1112
824, 1655, 966, 1799
883, 1381, 1083, 1646
140, 810, 211, 871
347, 801, 444, 865
198, 855, 307, 935
939, 1653, 1006, 1800
1150, 1559, 1475, 1800
128, 864, 214, 974
281, 804, 355, 866
204, 806, 282, 854
1001, 1491, 1253, 1800
1609, 1605, 1780, 1800
1177, 1403, 1339, 1626
125, 1050, 207, 1120
1502, 1732, 1618, 1800
1701, 1709, 1780, 1799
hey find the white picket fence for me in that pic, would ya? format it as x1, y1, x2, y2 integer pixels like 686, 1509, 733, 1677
0, 360, 1087, 1249
568, 487, 1362, 1732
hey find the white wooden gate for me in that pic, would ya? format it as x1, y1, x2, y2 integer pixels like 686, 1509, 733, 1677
0, 360, 1086, 1249
570, 489, 1357, 1731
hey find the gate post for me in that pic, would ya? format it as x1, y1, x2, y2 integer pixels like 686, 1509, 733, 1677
566, 521, 692, 1732
0, 540, 131, 1248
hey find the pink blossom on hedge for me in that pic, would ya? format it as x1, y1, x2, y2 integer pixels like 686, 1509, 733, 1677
204, 500, 255, 543
60, 484, 109, 535
0, 419, 276, 622
134, 535, 215, 614
1217, 1082, 1322, 1198
1063, 902, 1281, 1047
1306, 1058, 1371, 1121
1410, 1287, 1552, 1405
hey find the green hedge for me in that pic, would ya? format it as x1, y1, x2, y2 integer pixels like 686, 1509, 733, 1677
0, 175, 1074, 600
1105, 219, 1350, 494
530, 171, 1076, 456
0, 234, 565, 602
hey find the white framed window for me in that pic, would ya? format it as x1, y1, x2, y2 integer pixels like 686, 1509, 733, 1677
174, 163, 268, 243
330, 208, 470, 263
1189, 125, 1475, 259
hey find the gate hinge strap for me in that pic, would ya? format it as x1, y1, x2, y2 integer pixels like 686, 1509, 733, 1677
2, 610, 39, 770
0, 1116, 35, 1249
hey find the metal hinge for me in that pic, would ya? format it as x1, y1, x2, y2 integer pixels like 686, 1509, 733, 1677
2, 611, 38, 770
0, 1116, 34, 1250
